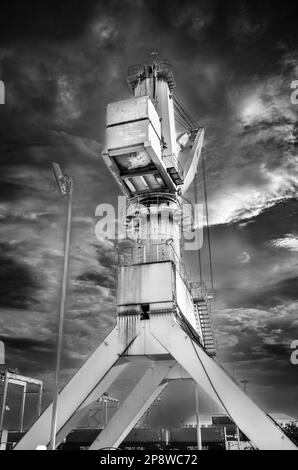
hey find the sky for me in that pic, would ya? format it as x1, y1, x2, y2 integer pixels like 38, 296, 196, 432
0, 0, 298, 429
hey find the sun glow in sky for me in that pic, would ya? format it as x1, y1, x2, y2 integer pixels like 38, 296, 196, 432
241, 96, 266, 124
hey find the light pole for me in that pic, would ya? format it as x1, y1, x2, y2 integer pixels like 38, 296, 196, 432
195, 383, 202, 450
241, 379, 249, 393
50, 162, 73, 450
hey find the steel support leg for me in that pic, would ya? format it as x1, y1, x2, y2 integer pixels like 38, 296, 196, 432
150, 320, 297, 450
89, 360, 175, 450
55, 362, 130, 446
15, 327, 136, 450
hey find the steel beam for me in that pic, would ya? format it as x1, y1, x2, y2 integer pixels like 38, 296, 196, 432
89, 360, 175, 450
0, 430, 8, 451
55, 362, 130, 446
14, 327, 137, 450
150, 320, 297, 450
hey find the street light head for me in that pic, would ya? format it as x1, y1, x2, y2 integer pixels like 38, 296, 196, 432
52, 161, 72, 196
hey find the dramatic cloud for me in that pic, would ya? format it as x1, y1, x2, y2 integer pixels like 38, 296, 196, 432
202, 56, 298, 226
213, 302, 298, 414
0, 0, 297, 422
270, 234, 298, 252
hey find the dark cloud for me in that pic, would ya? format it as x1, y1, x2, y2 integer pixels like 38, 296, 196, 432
0, 0, 297, 421
0, 0, 100, 43
0, 249, 40, 308
0, 332, 56, 377
95, 244, 118, 270
0, 181, 32, 202
0, 332, 83, 378
251, 277, 298, 308
77, 270, 116, 289
239, 199, 298, 242
0, 335, 54, 355
216, 276, 298, 310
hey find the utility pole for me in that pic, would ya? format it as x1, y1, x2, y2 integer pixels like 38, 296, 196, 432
240, 380, 249, 393
195, 383, 202, 450
50, 162, 73, 450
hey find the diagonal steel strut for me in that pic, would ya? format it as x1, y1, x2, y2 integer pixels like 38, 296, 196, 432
89, 360, 175, 450
150, 319, 297, 451
15, 327, 137, 450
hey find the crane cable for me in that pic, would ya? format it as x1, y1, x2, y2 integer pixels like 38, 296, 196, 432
173, 97, 197, 130
174, 100, 193, 129
174, 108, 194, 131
193, 170, 203, 285
174, 113, 189, 130
192, 144, 214, 292
173, 94, 214, 291
202, 150, 214, 291
174, 107, 191, 130
173, 93, 198, 129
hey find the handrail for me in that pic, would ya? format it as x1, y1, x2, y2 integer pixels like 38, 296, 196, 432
163, 154, 184, 182
118, 242, 191, 288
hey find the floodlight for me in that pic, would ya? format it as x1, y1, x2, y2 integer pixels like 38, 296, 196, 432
49, 162, 73, 450
52, 161, 72, 196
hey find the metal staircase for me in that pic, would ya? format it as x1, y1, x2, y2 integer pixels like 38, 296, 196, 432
196, 300, 217, 357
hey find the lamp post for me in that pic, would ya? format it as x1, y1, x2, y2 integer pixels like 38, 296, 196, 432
240, 379, 249, 393
195, 383, 202, 450
50, 162, 73, 450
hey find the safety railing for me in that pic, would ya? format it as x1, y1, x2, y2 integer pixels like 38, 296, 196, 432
163, 154, 184, 184
190, 281, 215, 302
118, 242, 191, 288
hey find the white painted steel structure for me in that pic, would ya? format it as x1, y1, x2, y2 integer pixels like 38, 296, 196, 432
14, 58, 297, 450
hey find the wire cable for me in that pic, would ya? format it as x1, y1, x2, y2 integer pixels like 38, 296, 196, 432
174, 105, 192, 129
174, 101, 194, 128
174, 112, 189, 130
202, 151, 214, 291
173, 94, 195, 124
174, 101, 195, 130
193, 170, 203, 285
173, 94, 198, 129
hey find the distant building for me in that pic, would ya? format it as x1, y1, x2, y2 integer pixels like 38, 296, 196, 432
211, 416, 253, 450
55, 427, 225, 450
269, 413, 298, 428
0, 341, 43, 445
